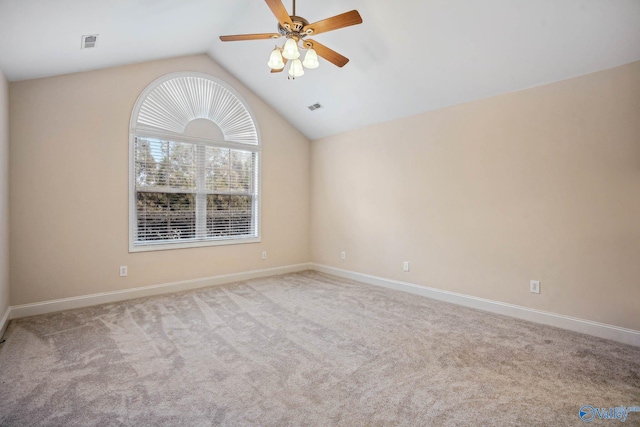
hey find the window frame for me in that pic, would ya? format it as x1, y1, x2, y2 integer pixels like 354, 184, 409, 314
128, 72, 261, 252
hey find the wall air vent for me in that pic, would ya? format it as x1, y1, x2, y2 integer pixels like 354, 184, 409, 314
308, 102, 323, 111
81, 34, 99, 49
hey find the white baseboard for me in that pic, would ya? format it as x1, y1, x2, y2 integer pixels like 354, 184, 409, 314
6, 262, 639, 347
9, 263, 311, 320
310, 263, 640, 347
0, 305, 10, 339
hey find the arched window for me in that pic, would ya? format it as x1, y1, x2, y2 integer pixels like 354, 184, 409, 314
129, 72, 260, 251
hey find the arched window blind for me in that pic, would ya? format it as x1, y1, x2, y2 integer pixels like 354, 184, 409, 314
129, 72, 260, 252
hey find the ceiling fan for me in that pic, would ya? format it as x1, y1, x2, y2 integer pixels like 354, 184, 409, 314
220, 0, 363, 79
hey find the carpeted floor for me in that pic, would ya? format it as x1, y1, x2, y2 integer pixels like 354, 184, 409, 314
0, 271, 638, 426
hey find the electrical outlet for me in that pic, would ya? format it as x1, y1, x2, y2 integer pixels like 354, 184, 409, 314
341, 251, 346, 260
530, 280, 540, 294
403, 261, 410, 272
261, 251, 267, 260
120, 266, 128, 277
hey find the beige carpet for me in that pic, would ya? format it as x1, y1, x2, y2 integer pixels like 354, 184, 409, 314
0, 271, 638, 426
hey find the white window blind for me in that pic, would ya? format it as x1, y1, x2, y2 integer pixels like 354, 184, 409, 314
129, 73, 261, 251
134, 137, 258, 245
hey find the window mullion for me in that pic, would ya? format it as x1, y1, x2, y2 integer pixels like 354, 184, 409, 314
195, 144, 207, 239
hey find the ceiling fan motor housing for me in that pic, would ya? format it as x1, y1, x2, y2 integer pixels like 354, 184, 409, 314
278, 16, 310, 38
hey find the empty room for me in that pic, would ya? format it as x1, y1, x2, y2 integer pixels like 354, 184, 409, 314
0, 0, 639, 425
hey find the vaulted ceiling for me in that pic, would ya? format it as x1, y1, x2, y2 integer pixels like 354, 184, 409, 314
1, 0, 639, 139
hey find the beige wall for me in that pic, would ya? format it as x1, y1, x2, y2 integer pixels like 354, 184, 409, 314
9, 54, 310, 305
0, 69, 9, 320
311, 61, 640, 330
8, 53, 640, 332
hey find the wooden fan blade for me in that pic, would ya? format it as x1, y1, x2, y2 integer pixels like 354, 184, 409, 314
303, 10, 362, 36
265, 0, 293, 29
220, 33, 281, 42
305, 40, 349, 67
271, 57, 288, 73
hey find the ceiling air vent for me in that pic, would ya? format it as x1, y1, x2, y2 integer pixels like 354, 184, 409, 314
308, 102, 323, 111
81, 34, 99, 49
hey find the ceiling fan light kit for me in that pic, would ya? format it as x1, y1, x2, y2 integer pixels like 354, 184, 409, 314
282, 38, 300, 60
288, 58, 305, 78
302, 48, 319, 69
267, 47, 285, 69
220, 0, 362, 80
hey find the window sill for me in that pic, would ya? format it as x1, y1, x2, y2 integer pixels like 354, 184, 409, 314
129, 236, 261, 253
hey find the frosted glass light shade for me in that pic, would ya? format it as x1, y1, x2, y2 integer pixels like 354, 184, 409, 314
282, 38, 300, 60
267, 47, 285, 69
302, 48, 319, 69
288, 58, 305, 77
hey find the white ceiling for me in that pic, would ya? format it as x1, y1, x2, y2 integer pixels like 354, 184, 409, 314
1, 0, 639, 140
